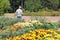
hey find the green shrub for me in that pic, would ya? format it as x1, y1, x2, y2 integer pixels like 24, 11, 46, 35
24, 0, 42, 12
0, 17, 24, 30
0, 0, 10, 16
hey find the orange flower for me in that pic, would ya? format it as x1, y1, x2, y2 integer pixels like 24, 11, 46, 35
10, 27, 16, 31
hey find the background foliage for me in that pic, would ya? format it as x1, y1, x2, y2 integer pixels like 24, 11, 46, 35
9, 0, 60, 12
0, 0, 60, 15
0, 0, 10, 15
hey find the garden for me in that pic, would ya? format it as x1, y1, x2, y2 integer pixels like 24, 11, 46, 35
0, 17, 60, 40
0, 0, 60, 40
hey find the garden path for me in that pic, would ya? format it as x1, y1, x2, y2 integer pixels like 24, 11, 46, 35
23, 16, 60, 22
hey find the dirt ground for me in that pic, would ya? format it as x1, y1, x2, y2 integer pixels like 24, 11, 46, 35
23, 16, 60, 22
3, 13, 60, 22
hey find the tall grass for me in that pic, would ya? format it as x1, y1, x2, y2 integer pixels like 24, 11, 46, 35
23, 11, 60, 16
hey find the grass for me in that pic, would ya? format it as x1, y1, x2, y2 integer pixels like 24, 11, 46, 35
4, 11, 60, 16
23, 11, 60, 16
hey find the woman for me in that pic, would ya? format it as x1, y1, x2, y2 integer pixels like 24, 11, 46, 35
16, 6, 23, 19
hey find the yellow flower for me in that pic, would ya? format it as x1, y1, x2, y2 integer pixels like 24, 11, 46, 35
13, 36, 20, 40
30, 20, 39, 23
6, 29, 60, 40
44, 34, 52, 38
45, 38, 55, 40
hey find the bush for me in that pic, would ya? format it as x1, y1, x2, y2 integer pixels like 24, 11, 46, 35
41, 0, 59, 10
0, 0, 10, 16
0, 17, 24, 30
24, 0, 42, 12
9, 0, 60, 12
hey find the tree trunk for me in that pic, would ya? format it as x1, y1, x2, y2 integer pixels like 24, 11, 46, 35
21, 0, 25, 8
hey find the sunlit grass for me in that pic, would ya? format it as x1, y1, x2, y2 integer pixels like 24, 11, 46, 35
23, 11, 60, 16
4, 11, 60, 16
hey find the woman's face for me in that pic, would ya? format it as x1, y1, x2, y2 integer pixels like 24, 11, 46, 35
19, 6, 22, 9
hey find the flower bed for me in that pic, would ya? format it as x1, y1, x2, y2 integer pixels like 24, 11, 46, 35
6, 29, 60, 40
10, 20, 58, 31
0, 20, 59, 40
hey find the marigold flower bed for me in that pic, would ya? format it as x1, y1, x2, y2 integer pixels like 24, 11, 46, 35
6, 29, 60, 40
10, 20, 43, 31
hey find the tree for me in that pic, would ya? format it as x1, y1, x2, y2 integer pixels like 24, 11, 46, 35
49, 0, 59, 10
9, 0, 60, 12
58, 0, 60, 9
24, 0, 42, 12
41, 0, 59, 10
9, 0, 25, 12
0, 0, 10, 15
